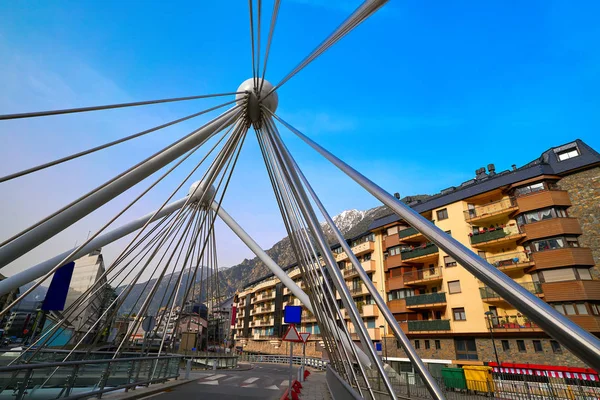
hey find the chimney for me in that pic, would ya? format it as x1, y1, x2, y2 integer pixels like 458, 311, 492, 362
394, 192, 400, 199
475, 167, 487, 179
512, 164, 517, 171
487, 163, 496, 176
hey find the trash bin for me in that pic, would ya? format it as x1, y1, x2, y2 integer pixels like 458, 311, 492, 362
441, 367, 467, 390
463, 365, 494, 393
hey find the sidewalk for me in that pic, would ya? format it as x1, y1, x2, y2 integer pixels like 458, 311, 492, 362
300, 370, 332, 400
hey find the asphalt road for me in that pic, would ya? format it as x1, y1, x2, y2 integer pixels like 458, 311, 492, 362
153, 363, 298, 399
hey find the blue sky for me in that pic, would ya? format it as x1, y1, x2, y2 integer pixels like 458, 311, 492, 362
1, 0, 599, 277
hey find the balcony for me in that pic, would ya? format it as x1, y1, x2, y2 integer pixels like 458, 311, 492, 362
384, 253, 403, 271
349, 283, 371, 296
522, 217, 582, 241
404, 266, 443, 285
408, 319, 451, 332
401, 243, 439, 262
530, 247, 595, 271
406, 292, 446, 308
343, 260, 377, 279
361, 304, 379, 317
254, 292, 276, 303
384, 233, 400, 249
484, 251, 534, 274
479, 282, 543, 302
542, 280, 600, 302
387, 299, 410, 314
464, 197, 518, 224
486, 315, 542, 332
566, 315, 600, 333
301, 311, 316, 321
516, 189, 571, 213
253, 318, 274, 327
386, 275, 406, 292
254, 304, 275, 315
366, 328, 381, 340
335, 240, 375, 262
469, 224, 524, 249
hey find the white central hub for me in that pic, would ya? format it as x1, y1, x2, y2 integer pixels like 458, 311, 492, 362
236, 78, 279, 124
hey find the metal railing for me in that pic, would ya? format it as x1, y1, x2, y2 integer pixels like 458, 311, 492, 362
407, 319, 451, 331
480, 282, 543, 300
469, 224, 521, 245
485, 251, 532, 268
486, 315, 540, 330
464, 197, 516, 221
365, 370, 600, 400
401, 243, 439, 260
398, 226, 418, 238
0, 354, 182, 399
404, 266, 443, 283
406, 292, 446, 306
241, 354, 328, 370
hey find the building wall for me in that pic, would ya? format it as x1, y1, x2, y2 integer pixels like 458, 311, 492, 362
242, 339, 323, 358
382, 336, 584, 368
557, 166, 600, 274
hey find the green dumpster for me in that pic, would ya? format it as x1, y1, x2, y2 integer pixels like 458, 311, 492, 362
442, 367, 467, 390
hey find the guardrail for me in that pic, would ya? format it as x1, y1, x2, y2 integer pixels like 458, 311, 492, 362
242, 354, 328, 370
0, 354, 183, 399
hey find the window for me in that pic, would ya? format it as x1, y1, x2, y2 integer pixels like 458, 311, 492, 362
542, 268, 576, 283
363, 252, 372, 261
437, 208, 449, 220
533, 340, 543, 353
514, 182, 546, 196
366, 319, 376, 328
388, 289, 415, 301
517, 340, 526, 352
567, 237, 580, 247
445, 230, 452, 237
577, 268, 592, 280
557, 147, 580, 161
425, 340, 430, 349
444, 255, 457, 268
564, 304, 576, 315
576, 303, 588, 315
448, 280, 461, 294
435, 340, 441, 350
551, 340, 562, 353
591, 304, 600, 315
389, 246, 402, 256
386, 226, 399, 236
414, 340, 420, 349
455, 338, 478, 360
501, 340, 510, 351
453, 307, 466, 321
529, 236, 580, 252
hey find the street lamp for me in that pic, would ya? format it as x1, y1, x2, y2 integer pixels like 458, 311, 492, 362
484, 311, 501, 367
379, 325, 388, 362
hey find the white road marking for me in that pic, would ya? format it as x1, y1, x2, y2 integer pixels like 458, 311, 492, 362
266, 385, 280, 390
223, 375, 240, 381
198, 380, 219, 385
242, 377, 260, 384
205, 374, 226, 380
242, 383, 258, 388
280, 380, 289, 386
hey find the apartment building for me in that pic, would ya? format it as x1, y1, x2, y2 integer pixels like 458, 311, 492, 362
233, 139, 600, 368
376, 139, 600, 369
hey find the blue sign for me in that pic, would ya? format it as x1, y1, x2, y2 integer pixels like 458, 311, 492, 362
284, 305, 302, 324
375, 342, 382, 351
41, 262, 75, 311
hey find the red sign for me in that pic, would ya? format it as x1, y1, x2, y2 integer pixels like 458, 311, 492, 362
299, 332, 311, 343
282, 325, 303, 342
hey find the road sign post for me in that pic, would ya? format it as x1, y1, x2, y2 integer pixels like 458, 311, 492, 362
283, 305, 303, 399
299, 332, 311, 382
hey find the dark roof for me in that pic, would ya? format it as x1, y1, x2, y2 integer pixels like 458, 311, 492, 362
369, 139, 600, 231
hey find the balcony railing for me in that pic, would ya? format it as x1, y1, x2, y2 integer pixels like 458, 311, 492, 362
408, 319, 451, 332
464, 197, 516, 221
398, 226, 418, 238
485, 251, 532, 269
401, 243, 439, 260
403, 266, 443, 283
486, 315, 540, 331
480, 282, 542, 300
344, 267, 358, 277
405, 292, 446, 306
469, 224, 521, 245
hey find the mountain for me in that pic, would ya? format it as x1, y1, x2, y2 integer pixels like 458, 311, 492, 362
116, 198, 431, 316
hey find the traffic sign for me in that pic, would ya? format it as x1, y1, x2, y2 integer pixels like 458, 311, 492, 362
299, 332, 311, 343
282, 325, 303, 342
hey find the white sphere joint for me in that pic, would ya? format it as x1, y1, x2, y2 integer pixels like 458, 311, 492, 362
236, 78, 278, 124
188, 180, 216, 207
